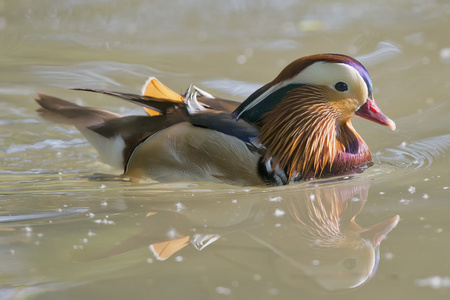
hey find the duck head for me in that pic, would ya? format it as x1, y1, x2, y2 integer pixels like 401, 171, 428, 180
233, 54, 396, 180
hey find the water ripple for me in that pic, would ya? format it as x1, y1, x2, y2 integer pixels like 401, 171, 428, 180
373, 134, 450, 179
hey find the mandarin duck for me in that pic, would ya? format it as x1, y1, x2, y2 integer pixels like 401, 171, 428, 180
35, 54, 396, 185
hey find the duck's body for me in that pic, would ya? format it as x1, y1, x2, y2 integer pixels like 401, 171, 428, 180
35, 54, 395, 186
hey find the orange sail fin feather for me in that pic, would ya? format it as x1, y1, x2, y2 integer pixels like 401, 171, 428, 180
35, 54, 396, 186
140, 77, 184, 116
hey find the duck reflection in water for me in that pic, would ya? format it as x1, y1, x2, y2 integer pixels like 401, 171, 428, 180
248, 183, 399, 291
86, 182, 399, 292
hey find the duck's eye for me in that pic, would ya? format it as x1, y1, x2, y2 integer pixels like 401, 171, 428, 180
335, 81, 348, 92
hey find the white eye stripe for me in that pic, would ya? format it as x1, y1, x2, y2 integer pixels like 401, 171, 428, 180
237, 61, 368, 118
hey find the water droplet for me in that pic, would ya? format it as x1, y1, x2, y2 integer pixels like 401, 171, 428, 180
253, 274, 262, 281
216, 286, 232, 295
175, 202, 186, 211
440, 48, 450, 64
236, 55, 247, 64
384, 252, 394, 260
400, 199, 412, 205
274, 209, 285, 217
269, 196, 282, 202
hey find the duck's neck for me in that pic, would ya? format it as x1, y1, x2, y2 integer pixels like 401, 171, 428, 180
258, 94, 371, 181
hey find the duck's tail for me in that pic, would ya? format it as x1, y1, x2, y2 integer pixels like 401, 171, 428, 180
34, 91, 185, 170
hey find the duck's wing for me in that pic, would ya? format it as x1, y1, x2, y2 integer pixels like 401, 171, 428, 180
189, 112, 260, 146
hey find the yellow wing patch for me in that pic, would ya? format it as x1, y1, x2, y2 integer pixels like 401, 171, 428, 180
141, 77, 184, 116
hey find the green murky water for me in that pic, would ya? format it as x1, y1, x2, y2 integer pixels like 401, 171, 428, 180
1, 0, 450, 299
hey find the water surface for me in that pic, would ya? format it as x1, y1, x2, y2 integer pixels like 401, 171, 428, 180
1, 0, 450, 299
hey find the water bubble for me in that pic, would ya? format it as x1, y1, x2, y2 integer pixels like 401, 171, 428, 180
253, 274, 262, 281
384, 252, 394, 260
399, 199, 412, 205
415, 276, 450, 289
269, 196, 282, 202
274, 209, 285, 217
175, 202, 186, 211
440, 48, 450, 64
216, 286, 232, 295
236, 55, 247, 64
